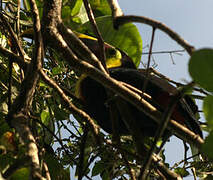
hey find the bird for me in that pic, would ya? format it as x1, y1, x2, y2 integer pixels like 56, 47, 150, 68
75, 33, 203, 140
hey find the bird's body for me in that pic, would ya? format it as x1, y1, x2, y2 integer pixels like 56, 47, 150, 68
75, 33, 203, 140
77, 67, 203, 139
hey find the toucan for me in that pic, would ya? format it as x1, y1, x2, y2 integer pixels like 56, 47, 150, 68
75, 34, 203, 140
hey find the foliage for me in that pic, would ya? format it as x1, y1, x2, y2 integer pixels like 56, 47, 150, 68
0, 0, 212, 179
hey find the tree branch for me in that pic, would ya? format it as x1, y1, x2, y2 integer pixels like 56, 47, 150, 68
56, 31, 203, 147
83, 0, 107, 71
0, 12, 26, 58
107, 0, 123, 18
39, 69, 101, 144
140, 82, 195, 179
42, 0, 203, 150
0, 44, 29, 70
114, 15, 195, 55
58, 23, 107, 74
5, 0, 44, 179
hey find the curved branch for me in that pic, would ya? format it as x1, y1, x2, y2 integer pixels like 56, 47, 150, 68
114, 15, 195, 55
58, 23, 107, 74
39, 69, 101, 144
0, 45, 29, 70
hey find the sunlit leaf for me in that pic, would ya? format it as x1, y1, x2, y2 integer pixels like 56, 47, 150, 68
70, 0, 83, 16
79, 16, 142, 67
41, 110, 50, 125
89, 0, 111, 17
62, 0, 88, 27
52, 67, 64, 75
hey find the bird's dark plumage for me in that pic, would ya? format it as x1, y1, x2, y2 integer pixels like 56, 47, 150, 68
76, 34, 203, 139
77, 68, 203, 138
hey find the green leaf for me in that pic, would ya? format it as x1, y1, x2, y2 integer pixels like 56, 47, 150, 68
62, 0, 83, 19
62, 5, 73, 20
92, 161, 105, 176
52, 67, 64, 75
76, 4, 89, 24
80, 16, 142, 67
70, 0, 83, 16
0, 152, 15, 170
202, 131, 213, 159
40, 110, 55, 144
41, 110, 50, 125
189, 49, 213, 92
174, 167, 190, 177
89, 0, 111, 17
101, 170, 110, 180
203, 95, 213, 130
54, 107, 70, 121
23, 0, 31, 11
10, 168, 30, 180
62, 0, 88, 27
45, 153, 70, 179
39, 81, 48, 88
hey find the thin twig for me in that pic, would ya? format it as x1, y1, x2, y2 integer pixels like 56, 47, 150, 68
0, 45, 29, 69
109, 98, 137, 180
60, 120, 79, 139
5, 0, 44, 178
58, 23, 108, 74
106, 140, 182, 180
142, 49, 185, 55
142, 27, 155, 92
183, 142, 189, 167
140, 82, 195, 180
30, 115, 91, 178
83, 0, 107, 71
78, 126, 88, 180
8, 57, 12, 111
149, 67, 210, 96
0, 12, 26, 58
39, 69, 101, 145
171, 153, 201, 169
